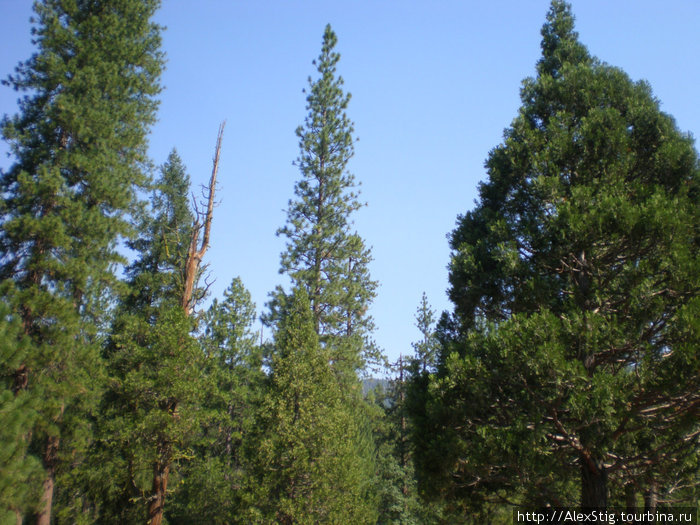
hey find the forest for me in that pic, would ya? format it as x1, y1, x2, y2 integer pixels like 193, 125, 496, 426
0, 0, 698, 524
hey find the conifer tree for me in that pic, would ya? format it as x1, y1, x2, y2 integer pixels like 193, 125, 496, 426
260, 26, 381, 520
371, 370, 423, 525
412, 293, 439, 374
0, 1, 162, 522
96, 150, 201, 525
414, 0, 699, 511
271, 24, 377, 380
169, 277, 264, 524
372, 296, 459, 524
253, 288, 378, 524
199, 277, 262, 479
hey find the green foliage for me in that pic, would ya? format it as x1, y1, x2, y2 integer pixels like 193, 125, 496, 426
0, 296, 42, 523
127, 150, 194, 309
168, 277, 264, 524
0, 0, 163, 521
414, 0, 699, 511
252, 288, 378, 524
270, 24, 378, 378
94, 151, 204, 523
1, 0, 162, 294
412, 293, 440, 374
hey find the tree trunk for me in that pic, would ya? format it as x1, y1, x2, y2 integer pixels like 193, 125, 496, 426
643, 480, 657, 513
147, 460, 170, 525
625, 483, 636, 510
580, 456, 607, 509
625, 483, 637, 523
35, 435, 59, 525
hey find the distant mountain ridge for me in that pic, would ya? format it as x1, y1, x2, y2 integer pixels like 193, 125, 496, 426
362, 377, 391, 396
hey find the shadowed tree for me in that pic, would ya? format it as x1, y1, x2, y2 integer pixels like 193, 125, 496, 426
0, 1, 162, 522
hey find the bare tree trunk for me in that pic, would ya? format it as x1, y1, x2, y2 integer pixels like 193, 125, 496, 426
36, 435, 59, 525
147, 122, 224, 525
181, 122, 225, 314
147, 459, 171, 525
644, 480, 657, 513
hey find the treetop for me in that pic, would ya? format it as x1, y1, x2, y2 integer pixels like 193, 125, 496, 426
537, 0, 591, 78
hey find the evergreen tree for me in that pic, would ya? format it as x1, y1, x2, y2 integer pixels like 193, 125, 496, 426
414, 0, 699, 511
372, 297, 461, 525
270, 24, 377, 380
412, 293, 439, 374
0, 297, 42, 524
371, 368, 425, 525
259, 26, 381, 521
0, 1, 162, 522
169, 277, 264, 524
252, 288, 378, 524
127, 150, 194, 309
95, 151, 204, 524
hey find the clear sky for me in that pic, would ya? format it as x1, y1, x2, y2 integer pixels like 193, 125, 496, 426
2, 1, 699, 369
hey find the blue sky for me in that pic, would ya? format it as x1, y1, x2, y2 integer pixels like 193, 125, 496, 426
2, 1, 699, 368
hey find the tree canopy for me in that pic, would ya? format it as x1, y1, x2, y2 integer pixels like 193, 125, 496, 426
0, 1, 162, 522
1, 1, 697, 522
412, 0, 699, 511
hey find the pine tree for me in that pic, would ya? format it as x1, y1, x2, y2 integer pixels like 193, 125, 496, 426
127, 150, 195, 309
0, 1, 162, 522
253, 288, 378, 524
0, 297, 42, 524
371, 367, 424, 525
169, 277, 264, 524
412, 293, 439, 374
372, 297, 460, 525
414, 0, 699, 511
259, 26, 381, 521
95, 150, 206, 525
270, 24, 377, 380
199, 277, 262, 481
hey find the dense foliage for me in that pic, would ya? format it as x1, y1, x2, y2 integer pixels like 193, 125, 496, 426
0, 0, 162, 522
1, 1, 697, 523
410, 0, 699, 513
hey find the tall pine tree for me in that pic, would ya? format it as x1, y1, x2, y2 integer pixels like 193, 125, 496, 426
270, 24, 377, 381
0, 1, 162, 522
259, 26, 381, 521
